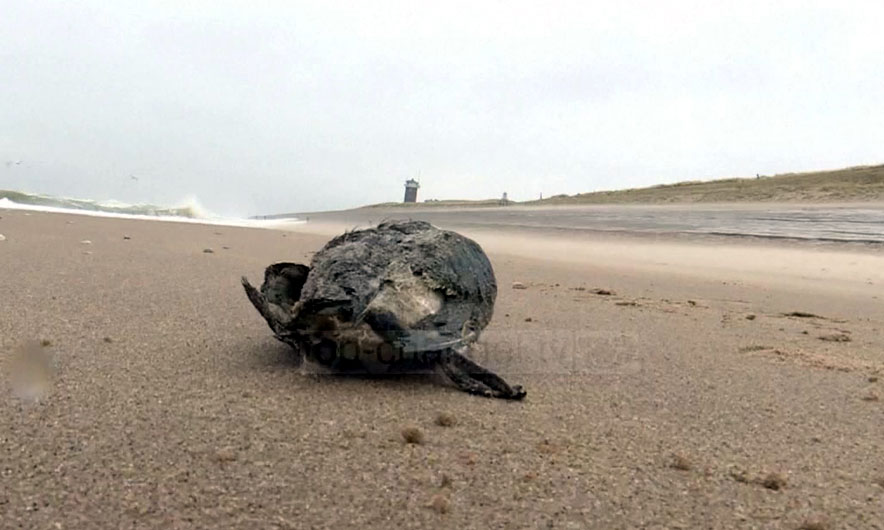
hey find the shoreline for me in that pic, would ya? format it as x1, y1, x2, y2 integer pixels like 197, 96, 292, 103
288, 199, 884, 218
285, 202, 884, 248
6, 199, 883, 248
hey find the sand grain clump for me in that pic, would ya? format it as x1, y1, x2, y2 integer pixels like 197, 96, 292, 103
784, 311, 822, 319
401, 426, 425, 444
669, 453, 693, 471
759, 472, 787, 490
797, 516, 831, 530
212, 447, 237, 462
818, 333, 851, 342
435, 412, 457, 427
428, 494, 450, 513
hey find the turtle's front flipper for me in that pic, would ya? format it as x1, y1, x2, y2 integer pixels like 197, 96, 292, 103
440, 348, 526, 400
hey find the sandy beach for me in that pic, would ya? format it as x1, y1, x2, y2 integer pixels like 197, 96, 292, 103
2, 208, 883, 529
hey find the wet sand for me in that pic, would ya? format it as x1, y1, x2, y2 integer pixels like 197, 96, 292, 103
1, 209, 883, 529
291, 202, 884, 245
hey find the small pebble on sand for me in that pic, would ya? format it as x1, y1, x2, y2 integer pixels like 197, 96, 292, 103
80, 240, 92, 245
0, 234, 6, 241
203, 248, 214, 254
512, 282, 527, 289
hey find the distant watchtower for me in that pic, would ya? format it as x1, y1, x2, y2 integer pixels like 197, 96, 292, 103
404, 178, 420, 203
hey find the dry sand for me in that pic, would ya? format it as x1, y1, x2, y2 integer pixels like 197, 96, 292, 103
1, 209, 883, 529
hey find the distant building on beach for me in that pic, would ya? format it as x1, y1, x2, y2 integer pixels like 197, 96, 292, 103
404, 179, 420, 203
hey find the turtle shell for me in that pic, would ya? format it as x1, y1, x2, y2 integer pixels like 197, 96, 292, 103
248, 220, 497, 371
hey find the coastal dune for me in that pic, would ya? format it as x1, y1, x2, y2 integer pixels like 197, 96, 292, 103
2, 208, 883, 528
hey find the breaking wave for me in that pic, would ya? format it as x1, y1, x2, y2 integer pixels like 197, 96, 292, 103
0, 189, 299, 228
0, 189, 210, 217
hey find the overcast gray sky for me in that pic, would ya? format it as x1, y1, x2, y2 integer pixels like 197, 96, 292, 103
2, 0, 883, 216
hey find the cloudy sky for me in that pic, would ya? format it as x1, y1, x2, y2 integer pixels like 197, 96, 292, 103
2, 0, 882, 216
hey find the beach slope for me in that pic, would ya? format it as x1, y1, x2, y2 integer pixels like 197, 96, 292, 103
1, 209, 883, 529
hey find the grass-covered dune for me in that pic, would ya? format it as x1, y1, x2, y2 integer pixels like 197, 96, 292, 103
364, 164, 884, 208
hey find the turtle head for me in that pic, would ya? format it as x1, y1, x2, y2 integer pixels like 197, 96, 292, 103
241, 263, 311, 338
261, 262, 311, 307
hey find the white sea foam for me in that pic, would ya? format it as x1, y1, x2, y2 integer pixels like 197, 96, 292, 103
0, 196, 301, 229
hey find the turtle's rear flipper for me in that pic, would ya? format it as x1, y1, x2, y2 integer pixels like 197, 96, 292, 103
440, 348, 526, 400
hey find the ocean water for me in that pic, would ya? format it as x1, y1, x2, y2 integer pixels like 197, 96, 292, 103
0, 190, 300, 228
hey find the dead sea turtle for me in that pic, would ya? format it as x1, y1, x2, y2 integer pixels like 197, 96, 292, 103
241, 220, 526, 400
